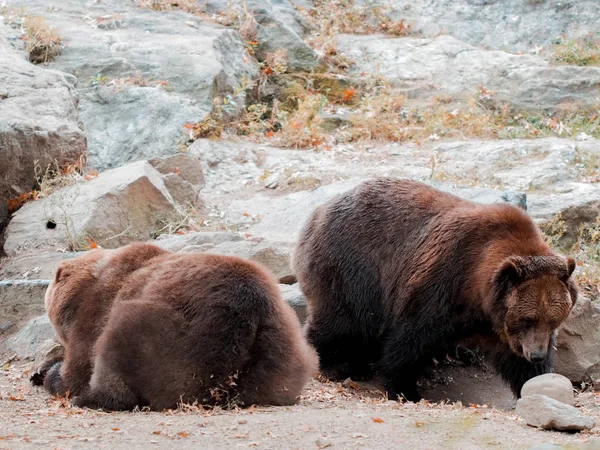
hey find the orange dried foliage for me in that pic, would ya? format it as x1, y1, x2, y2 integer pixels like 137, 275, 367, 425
84, 170, 100, 181
6, 191, 39, 213
341, 88, 357, 103
87, 237, 99, 249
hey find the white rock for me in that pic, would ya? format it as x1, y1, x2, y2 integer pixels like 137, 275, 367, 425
521, 374, 574, 405
515, 394, 595, 432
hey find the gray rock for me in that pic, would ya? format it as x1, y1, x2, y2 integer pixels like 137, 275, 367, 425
386, 0, 600, 53
150, 153, 205, 207
521, 374, 574, 406
0, 280, 49, 336
207, 0, 320, 71
8, 315, 55, 360
222, 178, 527, 244
154, 231, 243, 253
149, 154, 205, 187
0, 252, 80, 280
264, 173, 280, 189
4, 0, 258, 171
555, 297, 600, 384
0, 34, 86, 214
164, 238, 295, 282
3, 161, 179, 255
336, 34, 600, 111
515, 394, 595, 432
207, 239, 295, 282
280, 283, 307, 324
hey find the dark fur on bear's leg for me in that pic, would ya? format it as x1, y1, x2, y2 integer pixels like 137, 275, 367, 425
493, 340, 554, 398
43, 362, 67, 396
72, 385, 140, 411
306, 321, 376, 381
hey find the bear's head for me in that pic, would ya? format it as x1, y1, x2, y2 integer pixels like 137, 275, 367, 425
45, 243, 168, 344
45, 249, 108, 343
493, 255, 577, 363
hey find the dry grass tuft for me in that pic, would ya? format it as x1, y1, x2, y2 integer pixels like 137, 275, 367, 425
134, 0, 206, 15
551, 33, 600, 66
299, 0, 412, 37
23, 17, 62, 64
275, 93, 328, 148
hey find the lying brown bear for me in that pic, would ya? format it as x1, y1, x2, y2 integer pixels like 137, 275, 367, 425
36, 243, 317, 410
293, 178, 577, 402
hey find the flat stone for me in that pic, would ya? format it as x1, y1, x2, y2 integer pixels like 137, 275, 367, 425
153, 232, 243, 253
515, 394, 595, 432
0, 252, 80, 280
0, 280, 49, 336
205, 239, 295, 283
521, 374, 574, 405
7, 315, 55, 360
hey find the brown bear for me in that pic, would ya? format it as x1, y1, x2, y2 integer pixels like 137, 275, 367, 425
36, 242, 317, 410
292, 178, 577, 402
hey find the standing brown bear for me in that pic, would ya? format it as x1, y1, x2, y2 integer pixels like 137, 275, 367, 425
293, 178, 577, 402
37, 243, 317, 410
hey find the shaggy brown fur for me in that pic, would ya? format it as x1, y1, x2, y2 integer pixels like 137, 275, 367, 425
293, 178, 577, 401
36, 243, 317, 411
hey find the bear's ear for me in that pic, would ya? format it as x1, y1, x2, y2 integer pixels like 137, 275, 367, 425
495, 257, 523, 288
54, 261, 70, 283
566, 257, 576, 278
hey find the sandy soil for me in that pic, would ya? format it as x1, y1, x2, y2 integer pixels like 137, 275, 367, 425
2, 360, 600, 450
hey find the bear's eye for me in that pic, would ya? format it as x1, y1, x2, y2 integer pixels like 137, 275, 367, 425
518, 318, 536, 330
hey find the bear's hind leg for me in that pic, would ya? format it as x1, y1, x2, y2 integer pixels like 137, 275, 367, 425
307, 318, 375, 381
379, 319, 453, 402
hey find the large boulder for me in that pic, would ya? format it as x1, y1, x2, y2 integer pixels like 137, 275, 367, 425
3, 0, 258, 171
3, 161, 180, 255
386, 0, 600, 53
336, 34, 600, 111
0, 34, 86, 215
554, 297, 600, 384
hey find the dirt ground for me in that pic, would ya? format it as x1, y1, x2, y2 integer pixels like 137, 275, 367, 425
2, 360, 600, 450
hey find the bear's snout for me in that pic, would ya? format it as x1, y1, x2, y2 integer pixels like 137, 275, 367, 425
528, 350, 547, 363
520, 328, 550, 363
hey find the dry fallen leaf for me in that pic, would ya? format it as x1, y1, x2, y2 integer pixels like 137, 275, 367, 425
372, 417, 384, 423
